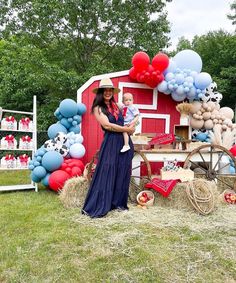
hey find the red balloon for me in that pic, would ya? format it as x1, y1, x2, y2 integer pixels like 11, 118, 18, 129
69, 160, 84, 172
132, 51, 150, 72
136, 72, 145, 83
147, 64, 154, 73
48, 170, 70, 192
152, 53, 169, 72
230, 145, 236, 156
145, 77, 158, 88
129, 67, 138, 80
60, 162, 67, 169
144, 72, 150, 80
71, 166, 82, 177
65, 167, 72, 174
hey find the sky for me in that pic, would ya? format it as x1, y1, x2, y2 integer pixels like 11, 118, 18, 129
166, 0, 235, 50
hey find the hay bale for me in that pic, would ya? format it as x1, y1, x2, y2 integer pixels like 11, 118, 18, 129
129, 178, 221, 213
59, 176, 88, 208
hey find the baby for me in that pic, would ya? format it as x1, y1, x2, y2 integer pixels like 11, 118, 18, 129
120, 92, 140, 152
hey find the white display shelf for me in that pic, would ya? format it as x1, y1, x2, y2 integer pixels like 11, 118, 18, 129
0, 148, 34, 151
0, 129, 34, 133
0, 168, 29, 170
0, 96, 38, 192
0, 184, 37, 192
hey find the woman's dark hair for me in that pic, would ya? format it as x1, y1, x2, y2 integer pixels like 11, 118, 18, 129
91, 88, 116, 115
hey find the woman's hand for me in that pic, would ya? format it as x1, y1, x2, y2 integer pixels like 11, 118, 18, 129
125, 124, 135, 135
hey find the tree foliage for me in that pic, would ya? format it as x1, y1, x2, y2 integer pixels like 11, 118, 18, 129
0, 0, 172, 129
0, 0, 171, 73
227, 0, 236, 27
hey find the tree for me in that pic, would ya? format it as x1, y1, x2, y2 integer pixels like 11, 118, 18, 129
0, 38, 80, 130
0, 0, 172, 75
191, 31, 236, 108
227, 0, 236, 27
175, 36, 192, 53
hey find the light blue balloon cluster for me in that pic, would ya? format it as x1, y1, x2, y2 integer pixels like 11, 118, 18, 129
66, 132, 85, 159
157, 50, 212, 102
48, 99, 87, 139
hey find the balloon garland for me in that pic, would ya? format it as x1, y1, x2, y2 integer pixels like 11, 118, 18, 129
29, 99, 87, 192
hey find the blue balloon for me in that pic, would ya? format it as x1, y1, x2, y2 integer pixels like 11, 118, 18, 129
173, 50, 202, 73
185, 76, 194, 83
176, 85, 184, 95
69, 143, 86, 158
54, 108, 61, 119
77, 103, 87, 115
194, 72, 212, 90
157, 80, 168, 93
184, 87, 190, 93
47, 123, 67, 139
36, 148, 45, 157
171, 92, 186, 102
33, 166, 47, 179
73, 115, 82, 123
28, 164, 34, 170
168, 83, 174, 90
69, 125, 81, 134
33, 161, 40, 167
165, 72, 175, 82
164, 60, 177, 74
175, 74, 185, 84
196, 133, 208, 142
36, 156, 42, 162
59, 99, 78, 118
41, 151, 63, 172
41, 173, 51, 186
60, 117, 71, 129
187, 87, 197, 98
31, 172, 41, 183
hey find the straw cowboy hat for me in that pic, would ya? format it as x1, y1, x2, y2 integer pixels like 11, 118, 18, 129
92, 78, 120, 94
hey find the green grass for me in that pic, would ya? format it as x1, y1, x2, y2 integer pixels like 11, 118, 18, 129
0, 173, 236, 282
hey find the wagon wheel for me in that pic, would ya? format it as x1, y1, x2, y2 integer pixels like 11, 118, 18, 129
130, 150, 152, 190
183, 144, 236, 190
85, 151, 99, 183
86, 150, 152, 187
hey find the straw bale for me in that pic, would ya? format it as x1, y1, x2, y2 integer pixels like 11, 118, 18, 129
129, 178, 221, 213
59, 176, 88, 208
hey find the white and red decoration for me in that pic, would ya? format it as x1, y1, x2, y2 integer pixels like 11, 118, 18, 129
1, 154, 16, 168
18, 117, 33, 131
1, 116, 17, 130
0, 134, 17, 149
19, 135, 33, 149
17, 154, 30, 168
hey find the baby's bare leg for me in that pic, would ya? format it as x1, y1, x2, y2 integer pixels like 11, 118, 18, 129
120, 132, 130, 152
123, 132, 129, 146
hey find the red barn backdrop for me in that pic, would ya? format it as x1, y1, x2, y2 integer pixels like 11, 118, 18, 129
77, 70, 180, 164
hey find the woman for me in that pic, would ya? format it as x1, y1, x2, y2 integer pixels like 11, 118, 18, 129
82, 78, 135, 218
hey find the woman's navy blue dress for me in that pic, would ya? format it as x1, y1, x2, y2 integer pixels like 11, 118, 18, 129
82, 110, 134, 218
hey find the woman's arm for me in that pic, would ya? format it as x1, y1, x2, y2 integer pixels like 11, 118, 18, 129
94, 106, 135, 134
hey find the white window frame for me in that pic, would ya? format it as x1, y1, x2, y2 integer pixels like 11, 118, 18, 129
118, 82, 157, 110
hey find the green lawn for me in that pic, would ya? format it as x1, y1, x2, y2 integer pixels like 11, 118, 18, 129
0, 172, 236, 283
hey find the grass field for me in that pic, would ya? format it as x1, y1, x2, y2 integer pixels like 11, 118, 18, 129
0, 172, 236, 283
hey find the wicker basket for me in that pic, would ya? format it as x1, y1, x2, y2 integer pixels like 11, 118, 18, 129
137, 190, 155, 206
218, 189, 236, 204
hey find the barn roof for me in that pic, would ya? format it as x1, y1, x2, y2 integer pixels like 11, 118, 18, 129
77, 70, 129, 103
